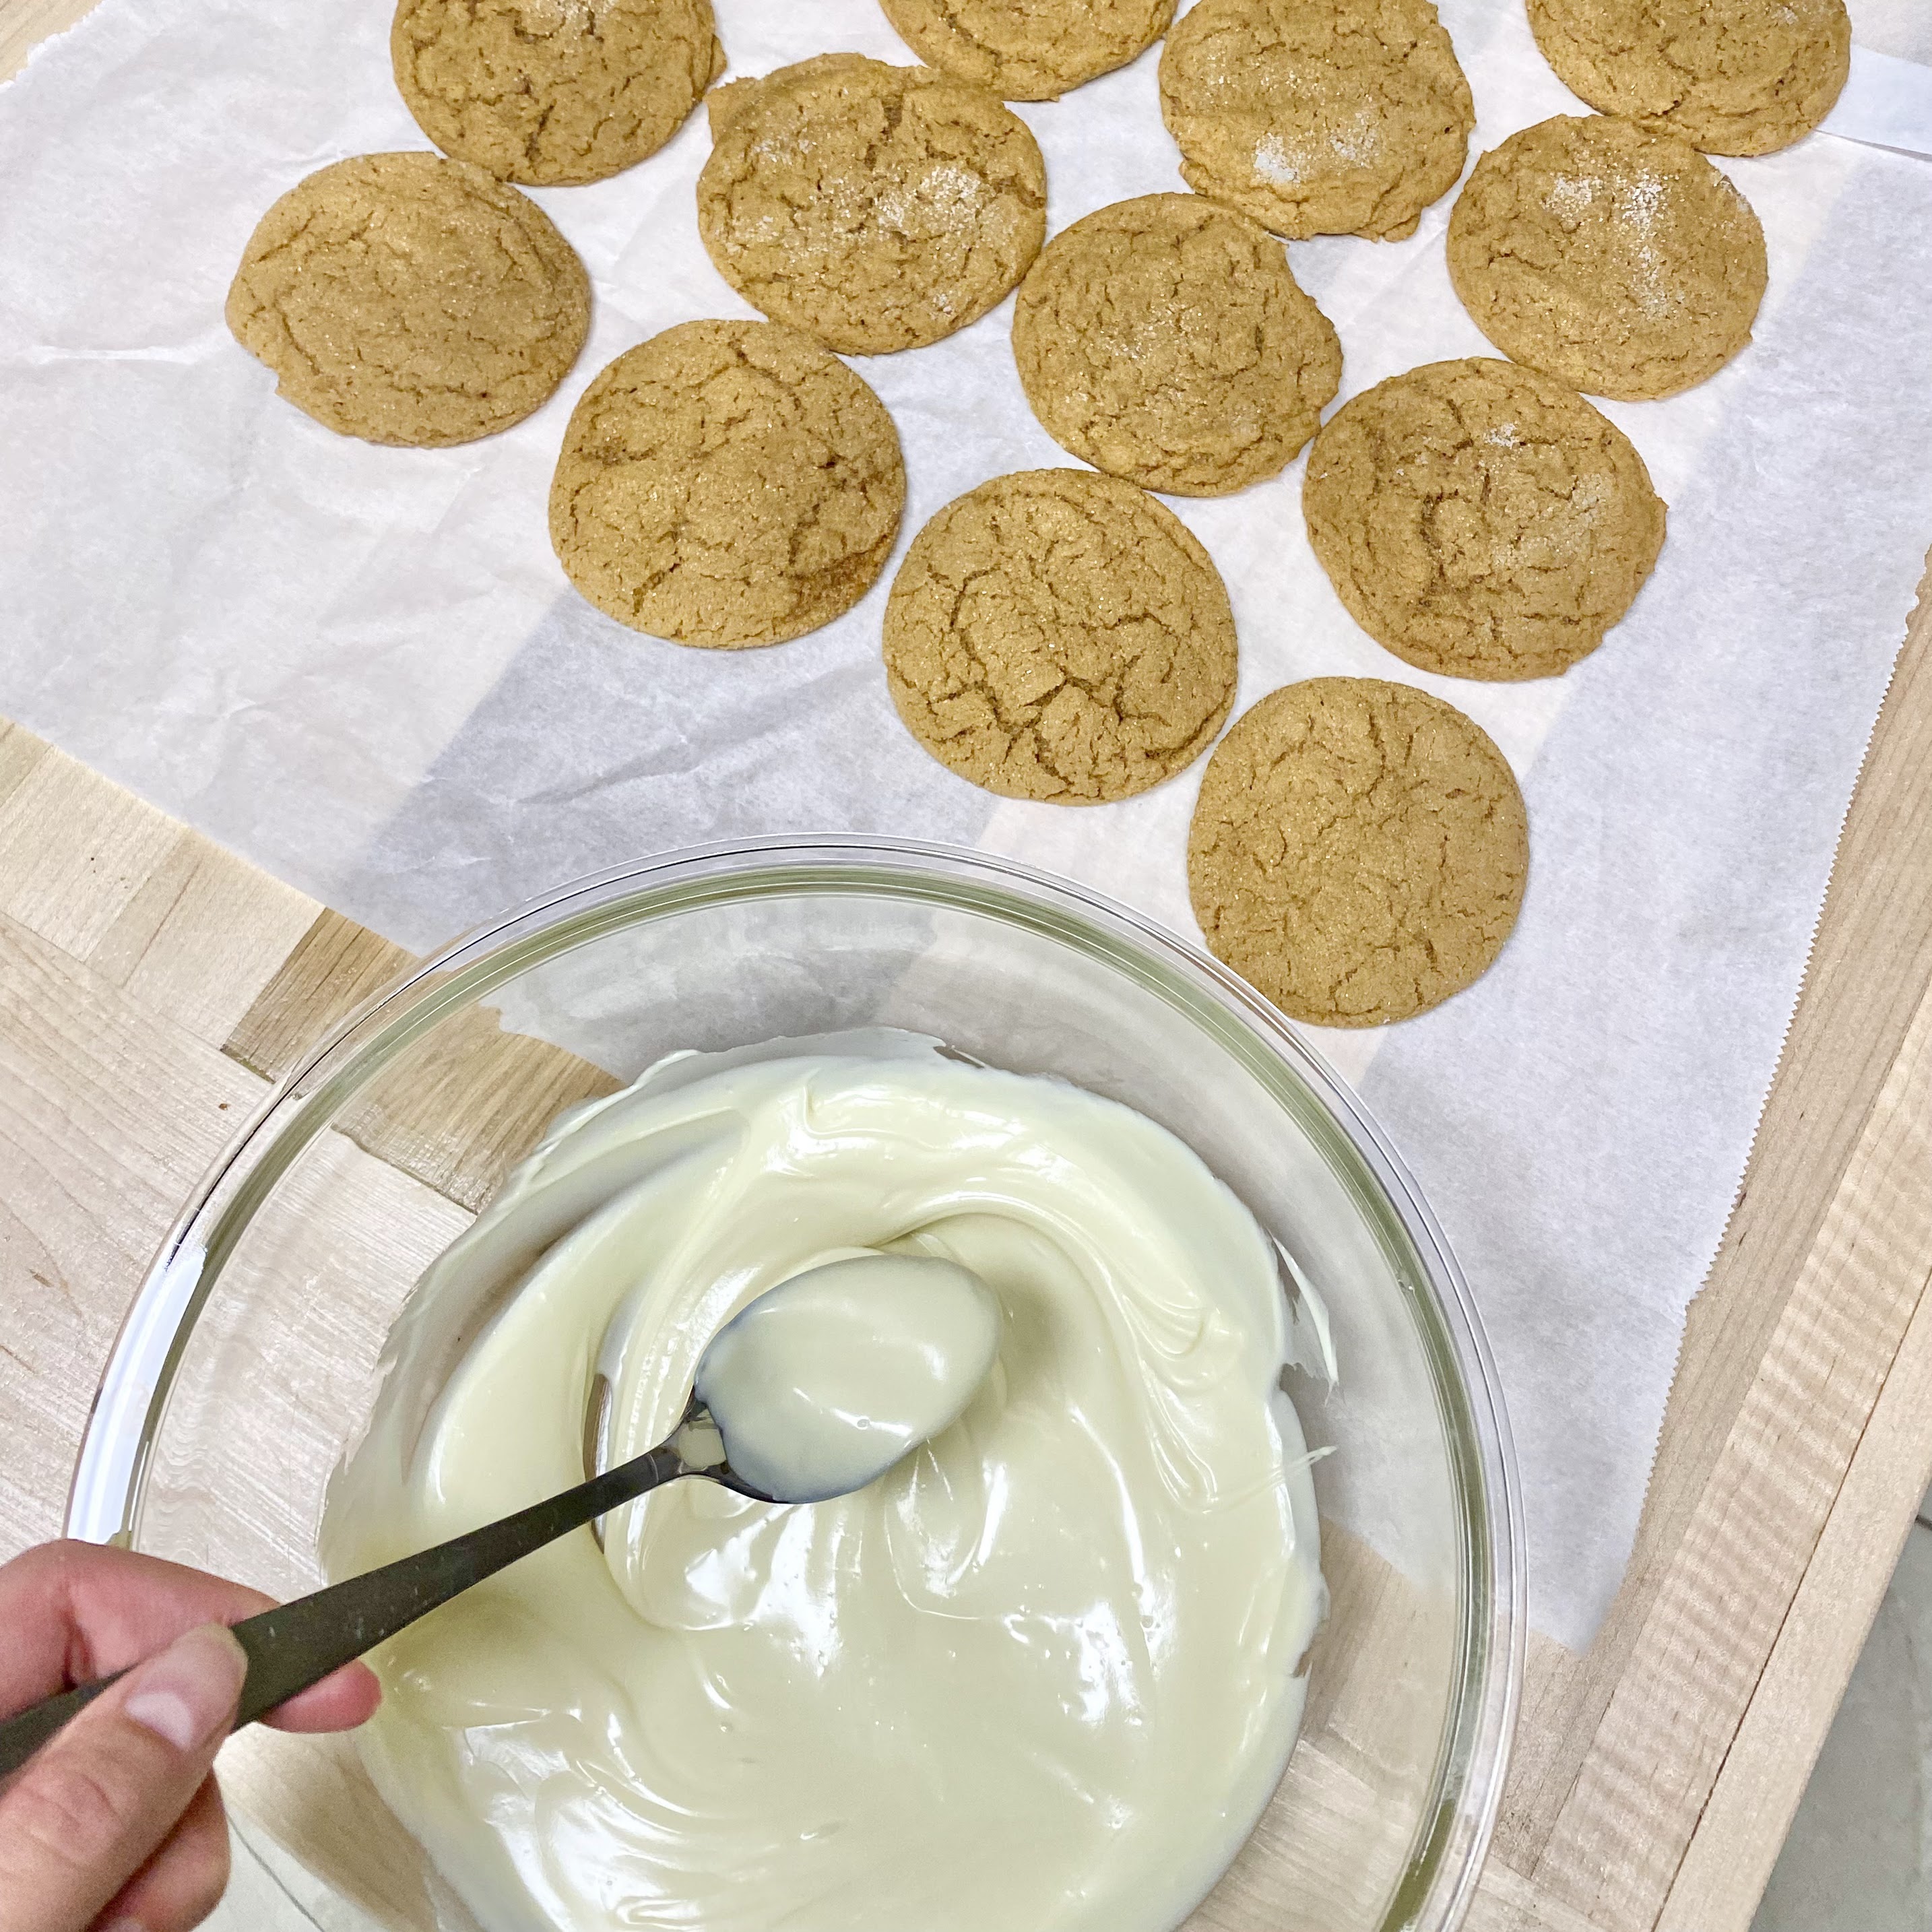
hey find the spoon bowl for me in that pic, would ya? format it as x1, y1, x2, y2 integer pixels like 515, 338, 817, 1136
695, 1254, 1001, 1504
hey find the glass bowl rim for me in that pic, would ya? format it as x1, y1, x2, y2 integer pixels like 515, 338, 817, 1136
67, 833, 1525, 1932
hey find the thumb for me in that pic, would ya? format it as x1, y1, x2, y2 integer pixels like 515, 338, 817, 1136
0, 1623, 247, 1932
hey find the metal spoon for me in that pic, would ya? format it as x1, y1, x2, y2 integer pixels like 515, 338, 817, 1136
0, 1254, 999, 1779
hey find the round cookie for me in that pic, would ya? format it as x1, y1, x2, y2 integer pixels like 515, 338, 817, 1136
1528, 0, 1850, 158
549, 321, 905, 649
1013, 193, 1342, 496
695, 54, 1048, 356
1188, 678, 1528, 1026
391, 0, 724, 187
1303, 358, 1666, 680
1448, 115, 1766, 401
226, 152, 589, 447
884, 470, 1237, 803
1157, 0, 1475, 242
878, 0, 1176, 101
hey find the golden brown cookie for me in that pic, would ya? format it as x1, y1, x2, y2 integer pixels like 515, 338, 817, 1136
1157, 0, 1474, 242
1528, 0, 1850, 158
226, 153, 589, 447
1188, 678, 1528, 1026
391, 0, 724, 187
549, 321, 905, 649
695, 55, 1048, 355
878, 0, 1176, 101
1303, 358, 1666, 680
884, 470, 1237, 802
1447, 115, 1766, 401
1012, 193, 1341, 496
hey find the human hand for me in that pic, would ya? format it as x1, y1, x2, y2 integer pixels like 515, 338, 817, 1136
0, 1540, 380, 1932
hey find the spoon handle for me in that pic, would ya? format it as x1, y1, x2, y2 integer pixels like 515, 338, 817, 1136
0, 1440, 687, 1779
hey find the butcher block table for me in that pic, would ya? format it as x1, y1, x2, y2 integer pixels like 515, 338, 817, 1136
5, 7, 1932, 1931
0, 599, 1926, 1932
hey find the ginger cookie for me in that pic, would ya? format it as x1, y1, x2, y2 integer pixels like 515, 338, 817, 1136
1303, 358, 1666, 680
1447, 115, 1766, 401
1157, 0, 1475, 242
1012, 193, 1341, 496
884, 470, 1237, 803
1528, 0, 1850, 158
549, 320, 905, 649
226, 152, 589, 447
878, 0, 1176, 102
695, 55, 1048, 356
391, 0, 724, 187
1188, 678, 1528, 1027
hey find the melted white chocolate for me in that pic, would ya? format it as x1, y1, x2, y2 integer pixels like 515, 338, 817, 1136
323, 1035, 1325, 1932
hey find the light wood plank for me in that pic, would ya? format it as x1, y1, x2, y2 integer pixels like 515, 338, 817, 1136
0, 909, 265, 1557
1465, 1858, 1605, 1932
135, 1126, 474, 1603
224, 911, 417, 1081
0, 718, 51, 811
0, 732, 323, 1556
1659, 977, 1932, 1932
0, 0, 101, 79
219, 1730, 439, 1932
90, 832, 319, 1047
0, 740, 185, 958
226, 915, 621, 1213
333, 1006, 623, 1213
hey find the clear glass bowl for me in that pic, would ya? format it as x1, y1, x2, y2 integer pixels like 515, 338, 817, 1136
70, 839, 1522, 1932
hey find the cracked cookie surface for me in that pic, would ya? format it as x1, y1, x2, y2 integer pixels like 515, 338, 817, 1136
1304, 358, 1665, 680
1188, 676, 1528, 1026
878, 0, 1176, 101
225, 152, 590, 447
391, 0, 723, 187
1447, 114, 1766, 400
1158, 0, 1474, 241
884, 469, 1237, 802
549, 319, 905, 649
695, 53, 1047, 355
1528, 0, 1849, 158
1013, 193, 1341, 496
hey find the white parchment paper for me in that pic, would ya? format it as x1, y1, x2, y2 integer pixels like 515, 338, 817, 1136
3, 0, 1931, 1648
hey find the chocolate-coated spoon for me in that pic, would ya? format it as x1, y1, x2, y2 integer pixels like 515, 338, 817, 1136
0, 1254, 998, 1778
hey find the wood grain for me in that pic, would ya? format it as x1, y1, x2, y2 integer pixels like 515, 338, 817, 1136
0, 728, 323, 1555
1661, 978, 1932, 1930
0, 736, 484, 1929
226, 912, 622, 1212
0, 0, 100, 79
0, 910, 267, 1550
225, 911, 415, 1082
334, 1005, 622, 1211
221, 1729, 440, 1932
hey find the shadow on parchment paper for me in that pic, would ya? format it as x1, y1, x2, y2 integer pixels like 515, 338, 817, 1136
340, 592, 1000, 952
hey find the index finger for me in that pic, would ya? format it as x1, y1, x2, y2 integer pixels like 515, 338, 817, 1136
0, 1541, 379, 1735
